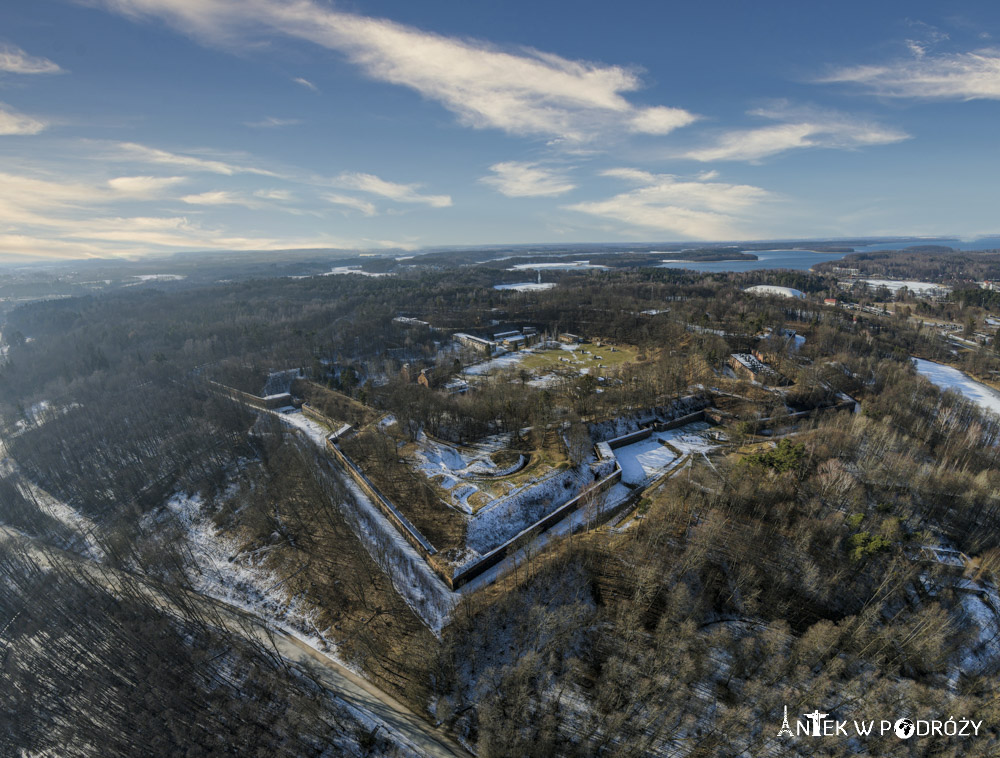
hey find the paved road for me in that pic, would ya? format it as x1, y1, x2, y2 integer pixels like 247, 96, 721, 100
0, 526, 471, 758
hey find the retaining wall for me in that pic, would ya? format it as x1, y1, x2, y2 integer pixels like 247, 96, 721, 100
209, 381, 291, 410
326, 440, 438, 558
450, 466, 623, 589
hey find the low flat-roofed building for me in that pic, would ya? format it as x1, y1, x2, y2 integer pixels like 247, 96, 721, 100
728, 353, 789, 385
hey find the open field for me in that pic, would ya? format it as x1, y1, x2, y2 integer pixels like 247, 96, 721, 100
519, 341, 641, 374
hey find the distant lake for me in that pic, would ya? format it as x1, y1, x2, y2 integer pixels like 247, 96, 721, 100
658, 249, 847, 272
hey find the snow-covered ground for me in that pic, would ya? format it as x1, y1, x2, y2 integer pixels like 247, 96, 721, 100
493, 282, 557, 291
611, 422, 714, 485
273, 409, 456, 633
26, 480, 105, 561
279, 408, 332, 446
134, 273, 185, 281
0, 438, 105, 561
464, 464, 595, 557
463, 350, 526, 375
528, 372, 562, 388
322, 266, 391, 277
913, 358, 1000, 417
12, 400, 80, 433
163, 492, 350, 660
955, 588, 1000, 676
457, 481, 632, 595
411, 432, 521, 513
862, 279, 947, 294
509, 261, 607, 270
336, 475, 457, 634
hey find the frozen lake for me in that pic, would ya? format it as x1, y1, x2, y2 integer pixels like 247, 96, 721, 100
913, 358, 1000, 417
659, 249, 846, 272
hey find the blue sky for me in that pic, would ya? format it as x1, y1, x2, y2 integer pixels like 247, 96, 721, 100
1, 0, 1000, 260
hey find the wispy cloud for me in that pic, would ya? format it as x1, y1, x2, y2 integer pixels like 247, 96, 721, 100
564, 169, 772, 239
334, 171, 451, 207
0, 169, 352, 259
678, 104, 908, 162
0, 103, 47, 135
107, 175, 186, 196
820, 47, 1000, 100
179, 190, 244, 205
0, 44, 62, 74
323, 193, 377, 216
92, 0, 699, 142
481, 161, 575, 197
245, 116, 301, 128
111, 141, 280, 176
292, 76, 318, 91
253, 188, 293, 201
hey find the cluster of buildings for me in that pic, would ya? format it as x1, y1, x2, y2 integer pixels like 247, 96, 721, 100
454, 326, 542, 355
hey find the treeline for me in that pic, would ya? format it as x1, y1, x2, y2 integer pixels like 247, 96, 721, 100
428, 349, 1000, 755
815, 249, 1000, 283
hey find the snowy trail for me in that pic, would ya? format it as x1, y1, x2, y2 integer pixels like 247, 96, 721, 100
0, 525, 471, 758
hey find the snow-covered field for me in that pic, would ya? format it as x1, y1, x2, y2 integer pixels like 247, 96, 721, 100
509, 261, 608, 270
863, 279, 947, 294
493, 282, 557, 291
913, 358, 1000, 417
134, 273, 185, 281
611, 422, 714, 485
463, 350, 525, 375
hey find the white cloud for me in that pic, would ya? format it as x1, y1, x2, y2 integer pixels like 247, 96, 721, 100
629, 106, 699, 135
481, 161, 575, 197
292, 76, 318, 91
334, 171, 451, 207
0, 44, 62, 74
0, 169, 355, 259
565, 169, 772, 239
600, 167, 657, 184
111, 141, 280, 176
92, 0, 698, 142
678, 105, 908, 162
180, 190, 244, 205
0, 103, 47, 135
107, 175, 186, 196
821, 47, 1000, 100
253, 188, 293, 200
323, 193, 377, 216
181, 189, 302, 210
245, 116, 301, 128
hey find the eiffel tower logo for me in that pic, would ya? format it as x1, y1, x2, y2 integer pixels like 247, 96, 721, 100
777, 705, 793, 737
